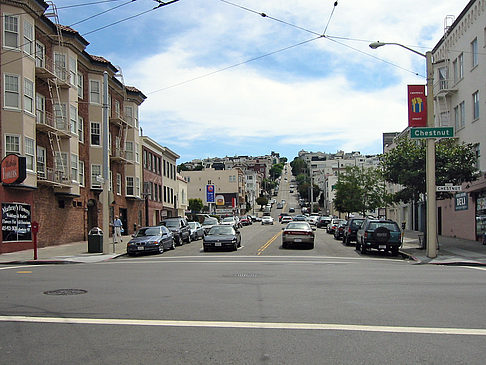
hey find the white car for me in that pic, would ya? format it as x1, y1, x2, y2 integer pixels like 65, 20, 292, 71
261, 216, 274, 225
307, 215, 320, 226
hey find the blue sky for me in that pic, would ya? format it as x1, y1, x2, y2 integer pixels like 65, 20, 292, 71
58, 0, 467, 162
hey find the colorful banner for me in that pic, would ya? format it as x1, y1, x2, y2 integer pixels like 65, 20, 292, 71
408, 85, 427, 127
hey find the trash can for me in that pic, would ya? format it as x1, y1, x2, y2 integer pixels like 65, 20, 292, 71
88, 227, 103, 253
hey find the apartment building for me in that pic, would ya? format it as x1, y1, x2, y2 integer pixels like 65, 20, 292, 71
0, 0, 146, 253
431, 0, 486, 241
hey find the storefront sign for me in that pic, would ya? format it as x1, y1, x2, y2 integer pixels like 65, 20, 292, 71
454, 192, 468, 211
206, 184, 215, 203
2, 202, 32, 242
1, 154, 27, 184
408, 85, 427, 127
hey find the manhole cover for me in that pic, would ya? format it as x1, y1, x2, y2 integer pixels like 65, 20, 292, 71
44, 289, 87, 296
225, 273, 263, 278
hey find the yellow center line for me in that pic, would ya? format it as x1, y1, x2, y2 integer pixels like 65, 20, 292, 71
16, 271, 33, 274
257, 231, 282, 256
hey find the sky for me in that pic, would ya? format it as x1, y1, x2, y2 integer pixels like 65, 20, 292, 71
57, 0, 468, 163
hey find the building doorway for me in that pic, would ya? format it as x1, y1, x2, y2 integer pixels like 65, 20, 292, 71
119, 208, 128, 235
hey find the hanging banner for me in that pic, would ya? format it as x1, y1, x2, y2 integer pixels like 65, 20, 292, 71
408, 85, 427, 127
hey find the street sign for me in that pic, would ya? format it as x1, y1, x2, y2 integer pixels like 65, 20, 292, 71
206, 184, 215, 203
436, 185, 462, 192
410, 127, 454, 139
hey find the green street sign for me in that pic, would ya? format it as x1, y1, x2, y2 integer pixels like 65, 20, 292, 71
410, 127, 454, 139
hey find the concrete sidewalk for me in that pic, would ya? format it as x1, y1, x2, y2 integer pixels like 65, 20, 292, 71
0, 239, 127, 265
400, 230, 486, 265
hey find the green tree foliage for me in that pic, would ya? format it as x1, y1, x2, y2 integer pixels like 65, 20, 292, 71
270, 163, 285, 180
188, 198, 204, 213
290, 157, 307, 176
381, 138, 479, 203
333, 166, 392, 216
256, 196, 268, 209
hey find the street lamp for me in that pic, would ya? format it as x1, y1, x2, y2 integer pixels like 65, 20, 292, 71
369, 41, 437, 259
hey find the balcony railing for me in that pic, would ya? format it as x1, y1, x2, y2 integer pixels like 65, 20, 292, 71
435, 78, 457, 95
37, 167, 71, 186
36, 111, 71, 138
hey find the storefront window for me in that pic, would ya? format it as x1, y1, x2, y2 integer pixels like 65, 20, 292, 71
476, 192, 486, 241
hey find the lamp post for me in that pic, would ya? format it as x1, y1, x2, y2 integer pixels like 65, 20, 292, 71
369, 41, 437, 258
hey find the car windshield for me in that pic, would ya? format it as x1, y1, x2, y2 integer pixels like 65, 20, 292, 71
368, 222, 400, 231
136, 227, 161, 237
286, 222, 310, 230
163, 220, 179, 228
351, 220, 365, 228
202, 218, 218, 226
222, 217, 235, 222
188, 222, 197, 229
208, 226, 235, 235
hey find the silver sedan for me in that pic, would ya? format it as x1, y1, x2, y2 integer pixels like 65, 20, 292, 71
282, 221, 315, 249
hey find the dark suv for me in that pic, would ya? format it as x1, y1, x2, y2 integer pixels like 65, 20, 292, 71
356, 219, 402, 255
160, 217, 191, 246
342, 218, 365, 245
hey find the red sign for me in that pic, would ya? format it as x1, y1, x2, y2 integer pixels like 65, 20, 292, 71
1, 154, 26, 184
407, 85, 427, 127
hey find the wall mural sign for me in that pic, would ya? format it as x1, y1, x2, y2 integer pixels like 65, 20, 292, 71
2, 202, 32, 242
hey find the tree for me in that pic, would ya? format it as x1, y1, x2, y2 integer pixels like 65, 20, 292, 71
381, 138, 479, 203
188, 198, 203, 213
290, 157, 307, 176
256, 196, 268, 210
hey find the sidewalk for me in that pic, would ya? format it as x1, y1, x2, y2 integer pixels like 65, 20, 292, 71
0, 239, 127, 265
400, 230, 486, 265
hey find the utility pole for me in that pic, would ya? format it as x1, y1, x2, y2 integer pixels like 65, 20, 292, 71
102, 71, 110, 253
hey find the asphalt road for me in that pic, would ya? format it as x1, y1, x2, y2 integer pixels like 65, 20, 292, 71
2, 169, 486, 364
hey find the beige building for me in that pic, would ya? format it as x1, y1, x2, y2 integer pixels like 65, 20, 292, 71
181, 168, 246, 215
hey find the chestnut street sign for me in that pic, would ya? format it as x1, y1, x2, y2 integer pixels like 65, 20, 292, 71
410, 127, 454, 139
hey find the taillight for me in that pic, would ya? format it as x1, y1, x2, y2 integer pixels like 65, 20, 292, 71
364, 232, 368, 239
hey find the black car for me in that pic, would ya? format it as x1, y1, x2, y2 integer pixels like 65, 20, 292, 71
334, 221, 347, 240
160, 217, 191, 246
356, 219, 402, 255
127, 226, 174, 256
203, 225, 241, 252
342, 218, 365, 245
316, 216, 332, 228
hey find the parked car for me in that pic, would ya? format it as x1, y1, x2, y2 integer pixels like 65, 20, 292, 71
221, 216, 240, 229
261, 215, 274, 225
333, 221, 347, 240
282, 221, 315, 249
239, 216, 251, 226
127, 225, 174, 256
188, 221, 205, 241
316, 216, 332, 228
201, 216, 220, 234
160, 217, 191, 245
327, 218, 346, 234
203, 225, 241, 252
356, 219, 402, 255
342, 218, 365, 245
307, 214, 320, 226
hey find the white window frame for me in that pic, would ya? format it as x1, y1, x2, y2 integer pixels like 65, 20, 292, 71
23, 19, 34, 56
454, 105, 459, 131
71, 154, 78, 183
3, 14, 19, 49
459, 101, 465, 128
35, 41, 45, 68
116, 173, 121, 195
126, 176, 134, 196
91, 164, 102, 188
24, 137, 35, 171
69, 56, 77, 87
36, 93, 45, 124
458, 53, 464, 79
77, 73, 83, 98
78, 115, 84, 143
53, 103, 67, 130
89, 79, 101, 104
4, 74, 20, 109
473, 91, 480, 120
136, 177, 140, 197
23, 78, 34, 114
5, 134, 20, 154
124, 105, 133, 125
70, 104, 77, 134
54, 52, 67, 81
135, 142, 140, 164
37, 145, 46, 178
471, 38, 478, 68
90, 122, 101, 146
125, 141, 134, 161
79, 160, 85, 187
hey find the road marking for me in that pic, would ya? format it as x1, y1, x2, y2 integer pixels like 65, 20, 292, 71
1, 315, 485, 336
0, 265, 37, 271
16, 271, 32, 274
257, 231, 282, 256
460, 266, 486, 272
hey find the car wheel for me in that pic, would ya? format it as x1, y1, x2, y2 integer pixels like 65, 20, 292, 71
203, 246, 210, 252
282, 242, 288, 249
127, 252, 136, 257
170, 240, 175, 250
158, 244, 164, 254
360, 242, 367, 254
309, 243, 314, 249
391, 246, 399, 256
355, 241, 360, 251
345, 236, 351, 245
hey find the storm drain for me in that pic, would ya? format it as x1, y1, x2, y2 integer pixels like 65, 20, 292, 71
43, 289, 87, 296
